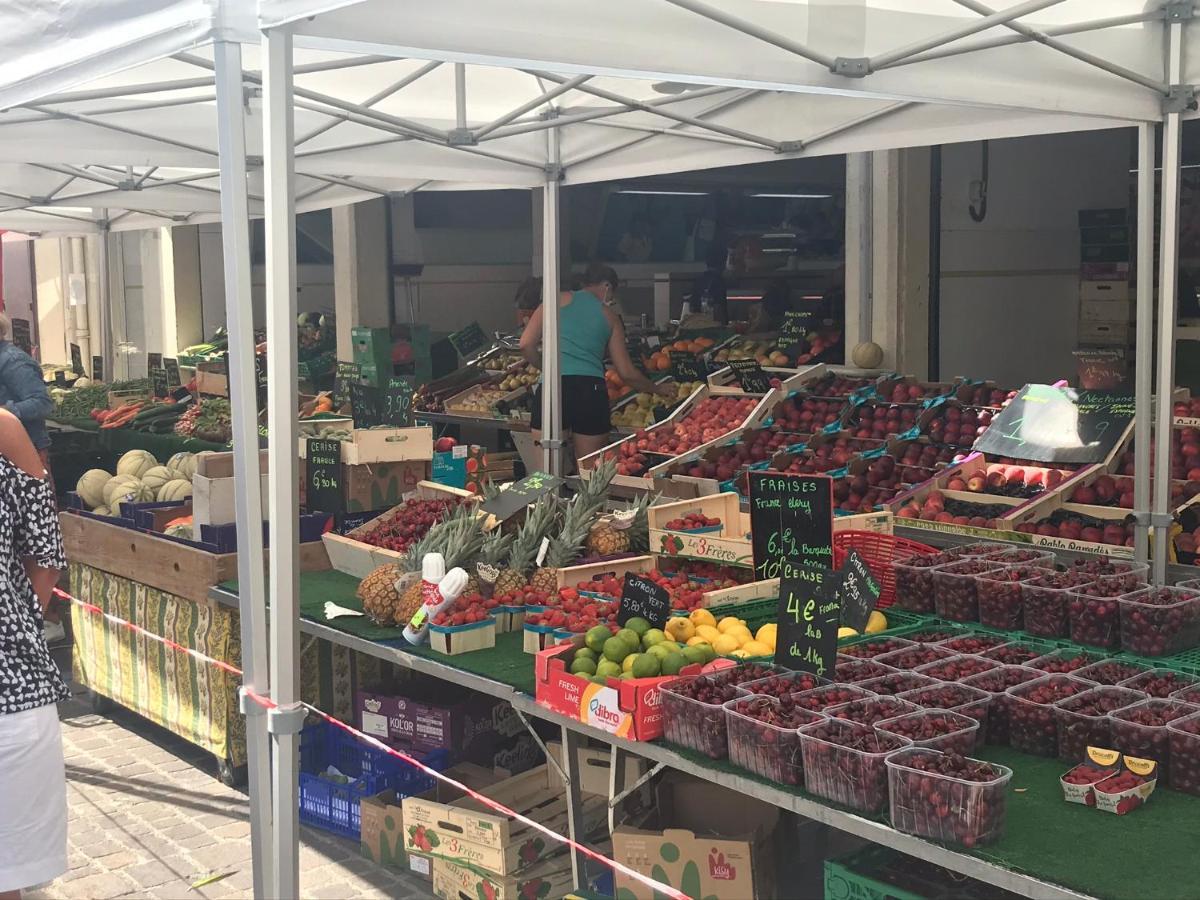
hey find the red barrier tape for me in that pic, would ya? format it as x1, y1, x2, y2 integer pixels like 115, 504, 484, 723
54, 587, 690, 900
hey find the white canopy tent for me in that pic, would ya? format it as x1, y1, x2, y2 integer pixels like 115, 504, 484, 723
0, 2, 1192, 896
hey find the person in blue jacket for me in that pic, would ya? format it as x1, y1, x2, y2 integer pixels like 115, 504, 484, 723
0, 313, 54, 467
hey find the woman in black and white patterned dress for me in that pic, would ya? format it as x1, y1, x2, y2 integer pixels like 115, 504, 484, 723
0, 408, 68, 898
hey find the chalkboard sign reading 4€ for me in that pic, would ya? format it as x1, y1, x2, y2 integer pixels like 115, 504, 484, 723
618, 574, 670, 629
775, 564, 840, 676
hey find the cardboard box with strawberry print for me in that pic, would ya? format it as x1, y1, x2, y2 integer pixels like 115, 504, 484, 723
432, 855, 576, 900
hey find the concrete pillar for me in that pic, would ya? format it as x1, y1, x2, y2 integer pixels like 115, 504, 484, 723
334, 198, 392, 357
139, 231, 166, 360
169, 225, 205, 352
844, 152, 872, 354
33, 239, 66, 364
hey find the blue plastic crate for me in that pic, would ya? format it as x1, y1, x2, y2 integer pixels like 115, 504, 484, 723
298, 722, 448, 839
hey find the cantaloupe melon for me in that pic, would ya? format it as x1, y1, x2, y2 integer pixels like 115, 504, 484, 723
103, 474, 141, 507
158, 479, 192, 502
116, 449, 158, 479
166, 452, 197, 480
76, 469, 113, 508
129, 482, 156, 503
92, 505, 110, 517
141, 466, 175, 494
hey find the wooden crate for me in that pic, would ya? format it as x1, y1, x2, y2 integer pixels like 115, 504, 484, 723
706, 362, 829, 395
647, 493, 752, 568
60, 511, 329, 603
1007, 488, 1139, 558
443, 381, 529, 419
195, 448, 269, 478
298, 425, 433, 465
107, 389, 150, 410
552, 555, 655, 589
321, 481, 477, 578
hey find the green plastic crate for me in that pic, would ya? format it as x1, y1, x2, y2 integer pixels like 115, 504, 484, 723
825, 848, 928, 900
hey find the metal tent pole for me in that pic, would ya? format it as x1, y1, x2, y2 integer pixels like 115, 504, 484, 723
541, 124, 562, 476
1134, 123, 1154, 564
93, 208, 113, 381
212, 40, 273, 898
1153, 22, 1186, 583
262, 26, 304, 900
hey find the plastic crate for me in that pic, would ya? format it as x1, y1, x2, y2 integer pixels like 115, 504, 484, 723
298, 722, 448, 839
824, 848, 927, 900
832, 531, 938, 609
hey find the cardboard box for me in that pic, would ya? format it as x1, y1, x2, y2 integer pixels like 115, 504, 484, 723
343, 459, 431, 512
407, 852, 434, 882
433, 856, 575, 900
402, 764, 607, 875
299, 425, 434, 465
613, 776, 778, 900
648, 493, 753, 569
1079, 280, 1131, 302
1078, 320, 1132, 345
360, 790, 409, 870
432, 443, 488, 491
1079, 298, 1133, 324
356, 689, 505, 760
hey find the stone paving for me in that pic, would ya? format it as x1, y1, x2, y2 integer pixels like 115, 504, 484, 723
28, 693, 435, 899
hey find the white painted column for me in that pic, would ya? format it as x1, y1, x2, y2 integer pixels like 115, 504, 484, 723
1133, 124, 1154, 564
844, 152, 872, 353
333, 198, 392, 357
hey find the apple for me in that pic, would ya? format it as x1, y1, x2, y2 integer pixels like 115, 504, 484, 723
435, 436, 457, 452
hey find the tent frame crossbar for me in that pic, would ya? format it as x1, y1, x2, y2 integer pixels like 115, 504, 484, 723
295, 59, 442, 146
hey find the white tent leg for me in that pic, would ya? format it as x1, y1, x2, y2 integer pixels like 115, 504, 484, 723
1153, 22, 1185, 583
541, 126, 562, 476
93, 208, 113, 381
262, 26, 304, 900
1133, 123, 1154, 564
844, 152, 873, 353
212, 40, 273, 898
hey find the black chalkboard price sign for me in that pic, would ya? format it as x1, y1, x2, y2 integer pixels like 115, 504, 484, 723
728, 358, 772, 394
92, 355, 104, 384
306, 438, 343, 514
618, 574, 670, 629
382, 376, 414, 427
669, 351, 706, 383
780, 310, 816, 346
350, 382, 381, 428
480, 470, 563, 522
973, 384, 1134, 464
748, 471, 834, 582
10, 319, 31, 354
70, 343, 84, 375
147, 352, 163, 371
163, 357, 182, 389
150, 367, 170, 398
449, 322, 488, 359
775, 564, 840, 676
837, 549, 881, 633
333, 361, 360, 410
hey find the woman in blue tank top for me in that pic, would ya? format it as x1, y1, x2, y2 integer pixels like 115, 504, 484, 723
520, 263, 672, 463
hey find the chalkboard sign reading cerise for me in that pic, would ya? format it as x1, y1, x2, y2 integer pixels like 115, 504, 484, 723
382, 376, 414, 427
775, 564, 840, 676
837, 549, 881, 633
728, 358, 772, 394
150, 367, 170, 398
973, 384, 1134, 464
306, 438, 343, 514
448, 322, 488, 359
70, 343, 84, 375
618, 574, 670, 629
748, 472, 834, 582
668, 351, 706, 384
479, 470, 563, 522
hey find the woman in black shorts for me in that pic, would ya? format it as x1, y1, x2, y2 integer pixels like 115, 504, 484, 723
520, 263, 672, 464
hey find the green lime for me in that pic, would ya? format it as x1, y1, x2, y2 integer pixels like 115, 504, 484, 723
646, 643, 673, 661
658, 640, 681, 652
624, 616, 651, 636
590, 674, 609, 685
681, 646, 708, 666
596, 659, 622, 679
640, 628, 666, 649
585, 625, 612, 654
569, 657, 597, 677
574, 647, 598, 663
660, 652, 686, 676
616, 628, 641, 649
602, 636, 631, 663
631, 654, 661, 678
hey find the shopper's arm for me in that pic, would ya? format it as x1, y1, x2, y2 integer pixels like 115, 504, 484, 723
2, 353, 54, 422
606, 313, 672, 396
0, 409, 60, 610
519, 305, 544, 367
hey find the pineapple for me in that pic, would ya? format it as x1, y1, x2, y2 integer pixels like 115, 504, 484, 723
530, 493, 596, 594
365, 507, 473, 627
627, 492, 657, 553
473, 528, 513, 597
357, 564, 404, 625
495, 495, 558, 596
586, 518, 630, 557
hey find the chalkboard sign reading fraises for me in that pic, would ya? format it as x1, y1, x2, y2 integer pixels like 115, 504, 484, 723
382, 376, 414, 428
972, 384, 1134, 465
837, 549, 881, 633
775, 564, 840, 676
448, 322, 488, 359
727, 358, 772, 394
164, 357, 182, 389
306, 438, 343, 514
480, 470, 563, 522
618, 574, 671, 629
668, 351, 706, 384
748, 471, 834, 582
70, 343, 84, 375
350, 381, 381, 428
150, 367, 170, 399
92, 355, 104, 384
10, 318, 31, 354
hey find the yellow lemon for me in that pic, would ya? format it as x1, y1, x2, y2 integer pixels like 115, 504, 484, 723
865, 610, 888, 634
741, 640, 773, 657
755, 623, 777, 647
717, 617, 744, 634
712, 634, 741, 656
696, 625, 721, 643
689, 608, 716, 628
727, 626, 753, 644
686, 635, 712, 647
622, 653, 640, 673
666, 618, 695, 641
730, 649, 751, 659
838, 626, 859, 640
